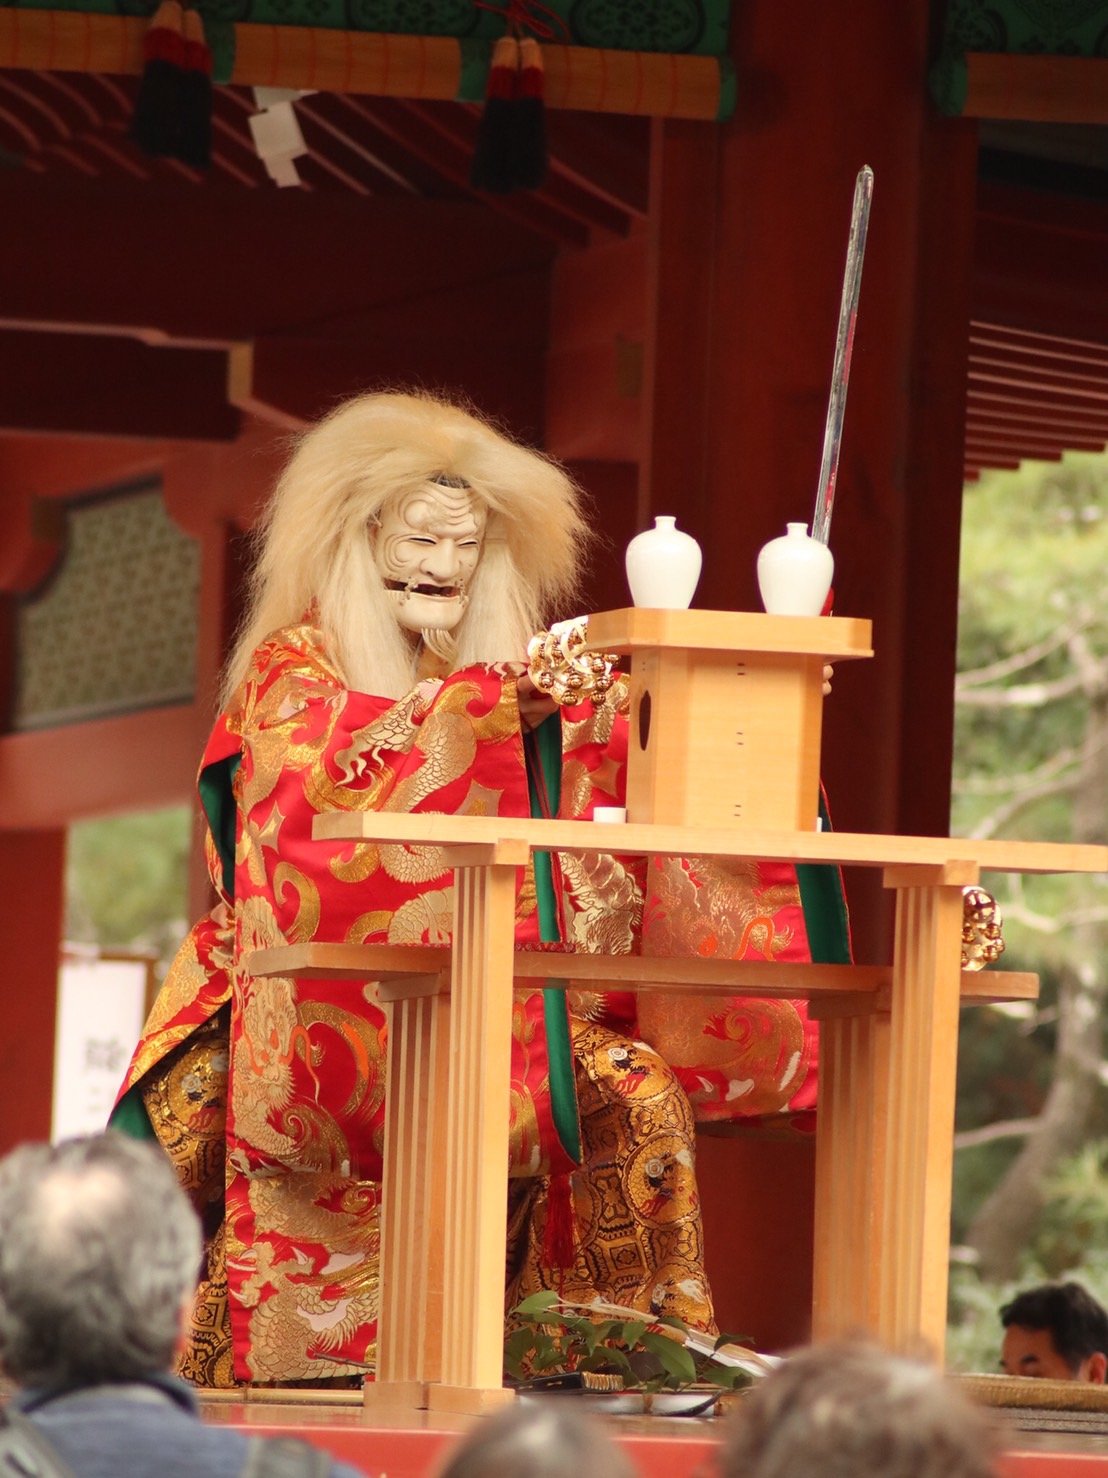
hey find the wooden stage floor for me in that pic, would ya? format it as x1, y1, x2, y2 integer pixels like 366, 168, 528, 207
201, 1393, 1108, 1478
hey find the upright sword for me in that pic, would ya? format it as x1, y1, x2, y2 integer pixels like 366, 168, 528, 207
810, 165, 874, 547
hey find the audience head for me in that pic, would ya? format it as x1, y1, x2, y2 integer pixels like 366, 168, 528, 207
0, 1132, 201, 1390
720, 1340, 998, 1478
1000, 1281, 1108, 1383
436, 1400, 636, 1478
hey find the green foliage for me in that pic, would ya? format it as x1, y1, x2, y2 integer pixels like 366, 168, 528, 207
955, 457, 1108, 807
505, 1291, 749, 1393
65, 805, 193, 968
949, 450, 1108, 1336
1035, 1140, 1108, 1272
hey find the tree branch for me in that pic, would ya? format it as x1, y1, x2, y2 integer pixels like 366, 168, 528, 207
956, 614, 1092, 690
954, 1118, 1039, 1152
968, 771, 1080, 839
976, 881, 1108, 936
953, 744, 1084, 797
956, 669, 1106, 708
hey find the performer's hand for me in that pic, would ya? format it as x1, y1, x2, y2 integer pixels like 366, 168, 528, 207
823, 663, 834, 697
517, 672, 559, 731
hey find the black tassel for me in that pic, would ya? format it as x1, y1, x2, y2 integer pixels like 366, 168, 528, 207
178, 7, 213, 169
470, 34, 519, 194
129, 0, 187, 159
512, 36, 546, 191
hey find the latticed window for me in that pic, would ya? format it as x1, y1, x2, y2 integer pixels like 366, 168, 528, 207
11, 482, 199, 730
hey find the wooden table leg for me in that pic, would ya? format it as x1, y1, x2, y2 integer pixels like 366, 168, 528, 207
427, 840, 529, 1416
874, 864, 976, 1356
365, 975, 449, 1412
811, 1001, 889, 1339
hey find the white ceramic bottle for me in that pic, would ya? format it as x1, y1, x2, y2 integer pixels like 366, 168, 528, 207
625, 515, 703, 608
756, 522, 834, 616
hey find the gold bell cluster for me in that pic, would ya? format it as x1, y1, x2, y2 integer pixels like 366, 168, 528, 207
960, 885, 1005, 972
527, 621, 619, 708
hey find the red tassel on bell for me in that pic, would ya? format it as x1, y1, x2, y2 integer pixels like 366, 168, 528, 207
513, 36, 547, 191
542, 1171, 577, 1272
471, 34, 520, 194
129, 0, 187, 158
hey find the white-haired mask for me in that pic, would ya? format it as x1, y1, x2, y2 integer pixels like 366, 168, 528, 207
373, 478, 487, 635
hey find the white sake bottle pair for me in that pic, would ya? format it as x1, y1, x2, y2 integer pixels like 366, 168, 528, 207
625, 515, 833, 615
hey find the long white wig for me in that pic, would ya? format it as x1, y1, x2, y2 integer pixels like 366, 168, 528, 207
222, 390, 592, 703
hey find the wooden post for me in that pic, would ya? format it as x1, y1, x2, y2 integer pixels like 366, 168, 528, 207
365, 974, 449, 1411
811, 1004, 889, 1338
876, 864, 974, 1353
428, 839, 529, 1415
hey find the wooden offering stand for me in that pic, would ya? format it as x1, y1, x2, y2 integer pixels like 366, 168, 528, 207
585, 607, 873, 829
248, 609, 1108, 1416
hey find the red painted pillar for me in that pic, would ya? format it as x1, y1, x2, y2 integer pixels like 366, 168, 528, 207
641, 1, 980, 1345
642, 0, 979, 958
0, 829, 64, 1150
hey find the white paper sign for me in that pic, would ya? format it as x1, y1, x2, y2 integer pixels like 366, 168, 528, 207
52, 956, 148, 1141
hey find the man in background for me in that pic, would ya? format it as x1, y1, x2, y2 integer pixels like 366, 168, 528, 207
1000, 1282, 1108, 1383
0, 1132, 365, 1478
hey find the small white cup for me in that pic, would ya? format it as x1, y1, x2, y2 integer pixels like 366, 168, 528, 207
592, 806, 628, 823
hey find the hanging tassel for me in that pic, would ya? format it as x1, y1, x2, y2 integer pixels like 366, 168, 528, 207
542, 1171, 577, 1272
513, 36, 547, 191
178, 7, 213, 169
470, 33, 520, 195
129, 0, 187, 159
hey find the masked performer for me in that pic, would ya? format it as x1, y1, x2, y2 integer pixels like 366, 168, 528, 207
114, 391, 848, 1387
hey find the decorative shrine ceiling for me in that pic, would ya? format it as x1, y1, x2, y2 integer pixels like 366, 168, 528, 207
3, 0, 732, 53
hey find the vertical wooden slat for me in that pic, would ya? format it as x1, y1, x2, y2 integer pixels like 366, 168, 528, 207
367, 978, 448, 1409
876, 877, 965, 1354
430, 847, 521, 1413
811, 1007, 889, 1337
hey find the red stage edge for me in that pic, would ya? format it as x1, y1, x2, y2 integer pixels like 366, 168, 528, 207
200, 1397, 1108, 1478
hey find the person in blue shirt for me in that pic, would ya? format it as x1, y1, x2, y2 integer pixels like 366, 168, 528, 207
0, 1132, 366, 1478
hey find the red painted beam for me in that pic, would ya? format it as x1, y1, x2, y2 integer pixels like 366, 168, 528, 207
965, 399, 1108, 435
964, 440, 1064, 462
967, 387, 1108, 429
969, 331, 1108, 373
968, 352, 1108, 392
0, 703, 198, 827
228, 257, 550, 437
962, 51, 1108, 126
973, 182, 1108, 343
970, 318, 1108, 361
0, 330, 239, 439
968, 366, 1108, 403
966, 421, 1106, 453
0, 174, 555, 344
234, 334, 546, 443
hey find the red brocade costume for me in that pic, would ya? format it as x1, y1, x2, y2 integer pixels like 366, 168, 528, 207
115, 620, 846, 1385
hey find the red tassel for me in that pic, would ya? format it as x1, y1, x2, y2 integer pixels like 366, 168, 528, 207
513, 36, 547, 191
471, 34, 520, 194
542, 1171, 577, 1271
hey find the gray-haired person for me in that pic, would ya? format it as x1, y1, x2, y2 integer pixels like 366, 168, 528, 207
436, 1402, 636, 1478
0, 1133, 366, 1478
720, 1340, 1000, 1478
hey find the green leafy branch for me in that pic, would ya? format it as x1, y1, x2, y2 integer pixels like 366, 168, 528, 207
505, 1290, 752, 1393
